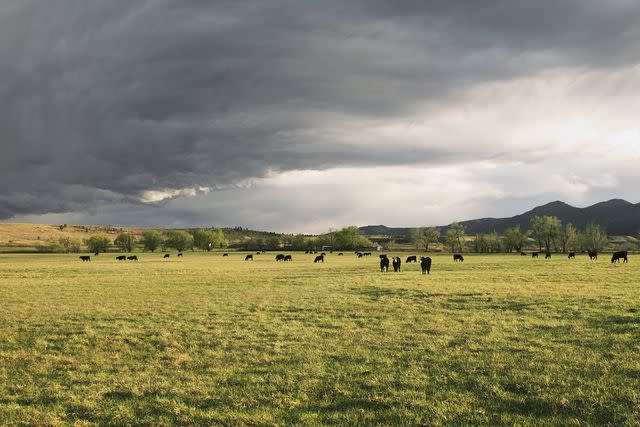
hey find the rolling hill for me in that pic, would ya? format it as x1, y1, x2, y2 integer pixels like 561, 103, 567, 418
360, 199, 640, 237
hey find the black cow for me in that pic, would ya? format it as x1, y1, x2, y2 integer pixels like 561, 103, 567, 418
392, 257, 401, 272
223, 253, 229, 257
275, 254, 285, 262
520, 252, 527, 256
245, 254, 253, 261
588, 251, 598, 260
380, 256, 390, 272
357, 253, 363, 258
127, 255, 138, 261
611, 251, 628, 263
79, 256, 91, 262
262, 250, 266, 253
116, 255, 126, 261
545, 252, 552, 259
338, 253, 344, 256
568, 252, 576, 259
284, 255, 292, 262
532, 252, 539, 258
314, 255, 324, 263
379, 254, 388, 259
94, 252, 99, 256
177, 253, 183, 257
256, 251, 261, 255
453, 254, 464, 262
305, 250, 310, 254
363, 252, 372, 256
163, 254, 170, 259
406, 256, 417, 263
420, 257, 432, 275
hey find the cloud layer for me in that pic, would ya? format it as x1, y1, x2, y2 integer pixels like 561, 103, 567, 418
1, 1, 639, 231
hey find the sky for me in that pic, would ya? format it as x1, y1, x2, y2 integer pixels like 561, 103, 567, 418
1, 1, 639, 233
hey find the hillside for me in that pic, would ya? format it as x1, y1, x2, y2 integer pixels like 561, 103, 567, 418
360, 199, 640, 237
0, 223, 281, 252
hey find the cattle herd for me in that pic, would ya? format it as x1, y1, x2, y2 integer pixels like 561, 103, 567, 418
77, 249, 630, 276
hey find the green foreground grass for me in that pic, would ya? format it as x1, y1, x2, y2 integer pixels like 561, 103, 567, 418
1, 252, 638, 426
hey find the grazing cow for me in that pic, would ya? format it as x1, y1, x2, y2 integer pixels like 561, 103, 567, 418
177, 253, 183, 257
127, 255, 138, 261
314, 255, 324, 263
284, 255, 292, 262
262, 250, 266, 253
520, 252, 527, 256
406, 255, 417, 263
568, 252, 576, 259
305, 250, 309, 254
532, 252, 539, 258
116, 255, 126, 261
338, 253, 344, 256
163, 254, 170, 259
611, 251, 628, 263
223, 253, 229, 257
314, 251, 318, 254
380, 256, 390, 272
256, 251, 261, 255
379, 254, 388, 259
420, 257, 432, 275
453, 254, 464, 262
588, 251, 598, 260
392, 257, 401, 272
364, 252, 372, 256
79, 256, 91, 262
275, 254, 285, 262
545, 252, 552, 259
245, 254, 253, 261
94, 252, 99, 256
357, 253, 363, 258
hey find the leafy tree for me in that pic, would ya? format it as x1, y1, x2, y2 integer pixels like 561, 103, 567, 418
291, 234, 307, 250
58, 237, 81, 253
114, 233, 135, 253
445, 222, 466, 252
266, 236, 282, 250
579, 223, 608, 252
410, 227, 440, 252
84, 236, 110, 253
333, 226, 372, 250
530, 216, 562, 252
193, 228, 226, 251
502, 226, 529, 253
141, 230, 163, 252
165, 230, 194, 252
558, 223, 578, 253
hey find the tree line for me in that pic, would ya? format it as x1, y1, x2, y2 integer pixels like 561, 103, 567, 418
410, 216, 615, 253
76, 229, 227, 253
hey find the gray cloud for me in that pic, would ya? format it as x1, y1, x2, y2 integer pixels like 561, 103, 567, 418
1, 1, 639, 223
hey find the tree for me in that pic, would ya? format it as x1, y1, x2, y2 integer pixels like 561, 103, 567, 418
84, 236, 110, 253
114, 233, 135, 253
410, 227, 440, 252
579, 223, 608, 252
291, 234, 307, 250
58, 237, 80, 253
332, 226, 372, 250
165, 230, 194, 252
445, 222, 466, 252
141, 230, 163, 252
530, 216, 561, 253
558, 223, 578, 253
502, 226, 529, 253
193, 228, 226, 251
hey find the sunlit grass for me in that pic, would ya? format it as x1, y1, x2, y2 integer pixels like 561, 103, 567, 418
1, 252, 638, 425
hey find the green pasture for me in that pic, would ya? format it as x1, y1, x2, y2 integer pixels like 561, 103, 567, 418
0, 252, 638, 425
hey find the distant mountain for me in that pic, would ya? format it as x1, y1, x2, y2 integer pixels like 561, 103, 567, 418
359, 199, 640, 237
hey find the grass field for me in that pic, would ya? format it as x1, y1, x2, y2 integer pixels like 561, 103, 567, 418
1, 252, 638, 426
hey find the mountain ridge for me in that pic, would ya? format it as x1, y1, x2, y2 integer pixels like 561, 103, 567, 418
359, 199, 640, 237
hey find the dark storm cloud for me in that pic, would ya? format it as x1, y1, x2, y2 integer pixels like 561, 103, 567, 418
1, 0, 639, 218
